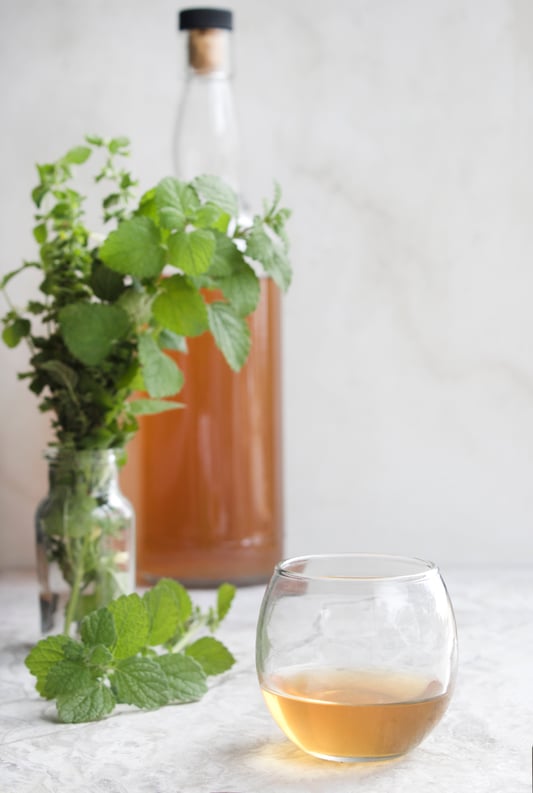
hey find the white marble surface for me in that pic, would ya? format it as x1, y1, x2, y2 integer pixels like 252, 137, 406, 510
0, 567, 531, 792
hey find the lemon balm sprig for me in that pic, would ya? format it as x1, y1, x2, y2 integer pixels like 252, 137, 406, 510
25, 579, 236, 723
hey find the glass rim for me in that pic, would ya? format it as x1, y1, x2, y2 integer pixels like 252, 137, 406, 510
275, 553, 439, 583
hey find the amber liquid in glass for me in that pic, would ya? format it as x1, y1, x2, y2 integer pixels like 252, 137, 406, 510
261, 667, 450, 760
121, 279, 283, 586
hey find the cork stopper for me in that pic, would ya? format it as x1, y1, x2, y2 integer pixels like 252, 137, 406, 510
188, 28, 225, 73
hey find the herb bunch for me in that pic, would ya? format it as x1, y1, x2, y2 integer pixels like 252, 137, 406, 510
1, 135, 291, 634
1, 135, 291, 450
26, 577, 236, 723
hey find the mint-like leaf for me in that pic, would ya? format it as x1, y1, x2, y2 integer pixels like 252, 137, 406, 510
217, 583, 236, 623
62, 146, 91, 165
57, 681, 116, 723
216, 261, 260, 317
207, 301, 251, 371
129, 398, 183, 416
143, 583, 182, 646
158, 329, 187, 352
99, 216, 165, 279
59, 303, 130, 366
184, 637, 236, 677
108, 593, 150, 660
246, 221, 292, 291
80, 607, 116, 649
89, 261, 125, 301
2, 318, 31, 348
87, 644, 114, 667
155, 176, 200, 227
113, 657, 170, 709
138, 333, 184, 399
192, 175, 239, 217
43, 660, 93, 698
153, 578, 193, 628
156, 654, 207, 702
153, 275, 208, 337
25, 635, 81, 697
167, 229, 215, 276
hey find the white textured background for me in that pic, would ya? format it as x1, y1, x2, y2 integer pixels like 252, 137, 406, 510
1, 0, 532, 569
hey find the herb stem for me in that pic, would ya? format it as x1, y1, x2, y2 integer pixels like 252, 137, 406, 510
171, 616, 209, 654
63, 531, 90, 635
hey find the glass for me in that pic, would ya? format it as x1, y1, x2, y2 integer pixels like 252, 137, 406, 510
256, 553, 457, 762
119, 10, 284, 587
173, 23, 240, 190
35, 448, 135, 634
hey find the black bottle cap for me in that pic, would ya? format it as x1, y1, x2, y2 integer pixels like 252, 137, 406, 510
179, 8, 233, 31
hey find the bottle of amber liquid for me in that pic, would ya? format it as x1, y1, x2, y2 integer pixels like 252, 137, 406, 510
121, 7, 284, 586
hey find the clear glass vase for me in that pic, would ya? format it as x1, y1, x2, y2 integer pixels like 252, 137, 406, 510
35, 448, 135, 634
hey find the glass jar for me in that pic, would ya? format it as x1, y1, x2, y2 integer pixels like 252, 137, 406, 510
35, 448, 135, 634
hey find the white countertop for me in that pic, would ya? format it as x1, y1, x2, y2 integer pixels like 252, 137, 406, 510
0, 567, 531, 793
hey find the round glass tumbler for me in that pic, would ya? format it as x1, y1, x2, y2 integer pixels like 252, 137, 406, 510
256, 554, 457, 762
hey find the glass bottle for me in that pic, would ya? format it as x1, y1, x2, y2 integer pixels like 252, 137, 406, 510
121, 7, 284, 587
36, 448, 135, 633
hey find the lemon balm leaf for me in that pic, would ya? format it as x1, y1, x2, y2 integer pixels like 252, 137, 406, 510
207, 301, 250, 371
107, 593, 150, 659
113, 657, 171, 709
184, 637, 236, 676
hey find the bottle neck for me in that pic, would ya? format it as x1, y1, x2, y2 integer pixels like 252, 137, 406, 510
174, 28, 242, 193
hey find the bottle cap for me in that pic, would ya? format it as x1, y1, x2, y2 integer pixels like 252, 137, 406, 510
179, 8, 233, 31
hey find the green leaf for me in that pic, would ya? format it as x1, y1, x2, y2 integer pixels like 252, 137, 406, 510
184, 637, 236, 677
152, 578, 192, 626
90, 261, 125, 301
136, 188, 158, 222
87, 644, 114, 667
192, 174, 239, 217
193, 203, 229, 230
108, 136, 130, 153
108, 593, 150, 660
217, 262, 260, 317
208, 233, 243, 277
103, 193, 120, 209
57, 681, 115, 723
62, 146, 91, 165
33, 223, 47, 244
155, 176, 200, 226
217, 583, 236, 622
85, 134, 104, 146
158, 329, 187, 352
129, 398, 183, 416
43, 660, 93, 698
153, 275, 208, 337
117, 288, 153, 324
143, 584, 182, 646
99, 216, 165, 279
59, 302, 130, 366
80, 607, 117, 649
246, 222, 292, 291
113, 657, 170, 709
155, 654, 207, 702
31, 184, 48, 207
25, 635, 81, 697
138, 333, 184, 399
207, 301, 251, 371
2, 318, 31, 348
167, 230, 215, 276
39, 361, 78, 399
